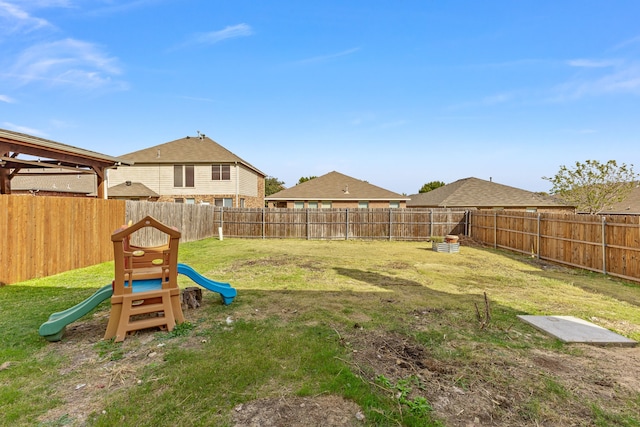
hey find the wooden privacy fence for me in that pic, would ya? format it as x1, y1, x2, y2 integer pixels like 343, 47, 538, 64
125, 201, 219, 247
216, 208, 469, 240
0, 195, 125, 285
5, 196, 640, 285
470, 210, 640, 282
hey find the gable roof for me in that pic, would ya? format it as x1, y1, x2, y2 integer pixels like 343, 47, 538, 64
118, 135, 265, 177
266, 171, 409, 201
407, 177, 573, 208
108, 181, 159, 198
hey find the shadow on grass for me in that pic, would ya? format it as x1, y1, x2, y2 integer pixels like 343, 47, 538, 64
334, 267, 426, 287
521, 268, 640, 308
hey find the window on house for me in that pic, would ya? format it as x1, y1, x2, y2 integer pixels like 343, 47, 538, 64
308, 201, 319, 209
215, 198, 233, 207
294, 202, 304, 209
212, 164, 231, 180
358, 201, 369, 209
525, 207, 537, 213
240, 198, 245, 208
174, 165, 194, 187
389, 201, 400, 208
322, 201, 332, 209
175, 198, 184, 203
186, 198, 195, 204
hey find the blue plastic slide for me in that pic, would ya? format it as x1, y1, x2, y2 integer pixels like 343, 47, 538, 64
177, 263, 237, 305
38, 284, 113, 342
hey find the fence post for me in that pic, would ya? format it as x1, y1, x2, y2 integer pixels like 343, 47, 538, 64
306, 208, 310, 240
429, 209, 433, 237
602, 216, 607, 274
493, 211, 497, 248
389, 209, 392, 241
465, 210, 469, 236
262, 208, 265, 239
345, 208, 349, 240
536, 213, 541, 259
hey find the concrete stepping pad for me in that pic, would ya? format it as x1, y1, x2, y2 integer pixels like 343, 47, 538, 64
517, 315, 636, 347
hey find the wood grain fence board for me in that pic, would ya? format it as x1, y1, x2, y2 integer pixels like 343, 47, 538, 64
1, 195, 125, 284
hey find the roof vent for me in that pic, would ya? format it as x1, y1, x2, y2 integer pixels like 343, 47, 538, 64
126, 181, 132, 186
156, 149, 161, 158
343, 185, 349, 194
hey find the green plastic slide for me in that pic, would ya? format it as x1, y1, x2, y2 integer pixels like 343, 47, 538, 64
38, 284, 113, 342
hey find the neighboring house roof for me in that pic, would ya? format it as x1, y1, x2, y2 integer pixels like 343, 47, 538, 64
10, 168, 97, 195
266, 171, 409, 201
108, 181, 159, 198
407, 177, 573, 209
602, 184, 640, 214
117, 135, 266, 177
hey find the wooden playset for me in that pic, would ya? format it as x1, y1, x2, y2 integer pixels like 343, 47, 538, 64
39, 215, 237, 343
104, 216, 185, 342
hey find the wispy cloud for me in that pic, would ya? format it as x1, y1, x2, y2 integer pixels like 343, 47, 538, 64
567, 59, 619, 68
481, 92, 516, 106
0, 94, 14, 103
2, 121, 48, 136
613, 35, 640, 51
178, 95, 215, 103
0, 0, 52, 35
469, 58, 553, 69
553, 61, 640, 100
84, 0, 166, 16
295, 47, 361, 65
171, 23, 253, 50
7, 38, 126, 90
446, 91, 518, 111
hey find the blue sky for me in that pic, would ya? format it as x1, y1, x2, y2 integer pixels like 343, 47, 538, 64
2, 1, 640, 194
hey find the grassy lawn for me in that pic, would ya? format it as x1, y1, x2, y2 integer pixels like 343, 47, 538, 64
1, 238, 639, 426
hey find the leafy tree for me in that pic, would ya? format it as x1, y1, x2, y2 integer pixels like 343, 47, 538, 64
419, 181, 445, 193
297, 176, 317, 184
265, 176, 285, 196
543, 160, 638, 214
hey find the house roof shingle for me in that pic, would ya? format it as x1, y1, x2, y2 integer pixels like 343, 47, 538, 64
266, 171, 409, 201
108, 181, 159, 198
602, 184, 640, 214
407, 177, 573, 208
118, 135, 265, 177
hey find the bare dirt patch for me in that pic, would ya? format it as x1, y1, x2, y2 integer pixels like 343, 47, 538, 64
231, 395, 365, 426
342, 327, 640, 426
